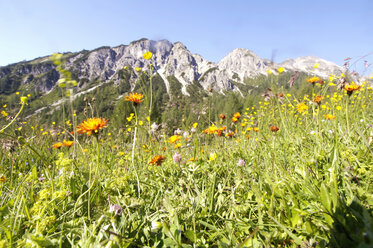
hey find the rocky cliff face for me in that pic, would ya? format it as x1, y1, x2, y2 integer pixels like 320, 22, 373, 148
0, 38, 347, 97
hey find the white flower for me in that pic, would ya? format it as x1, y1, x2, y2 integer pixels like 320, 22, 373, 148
151, 221, 162, 231
183, 131, 189, 139
150, 122, 159, 132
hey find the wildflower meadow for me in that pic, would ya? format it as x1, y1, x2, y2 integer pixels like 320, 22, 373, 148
0, 52, 372, 247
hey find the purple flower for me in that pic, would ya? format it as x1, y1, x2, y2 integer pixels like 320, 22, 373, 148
173, 153, 182, 163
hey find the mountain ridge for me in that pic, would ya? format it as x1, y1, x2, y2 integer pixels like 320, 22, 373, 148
0, 38, 347, 98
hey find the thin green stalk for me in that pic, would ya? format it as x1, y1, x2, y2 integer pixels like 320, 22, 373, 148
0, 101, 26, 133
132, 105, 141, 197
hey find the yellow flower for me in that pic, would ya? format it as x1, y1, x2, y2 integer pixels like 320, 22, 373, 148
143, 51, 153, 60
20, 96, 28, 105
135, 67, 142, 72
138, 120, 143, 126
192, 122, 198, 128
76, 117, 108, 135
2, 104, 6, 108
203, 125, 218, 134
209, 152, 217, 161
125, 93, 144, 105
1, 110, 8, 117
169, 135, 181, 144
297, 103, 308, 113
174, 143, 181, 148
16, 92, 19, 95
267, 69, 273, 75
277, 67, 285, 73
0, 175, 6, 182
313, 63, 319, 68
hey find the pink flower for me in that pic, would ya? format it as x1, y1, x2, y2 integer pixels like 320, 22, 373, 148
173, 153, 182, 163
237, 158, 245, 166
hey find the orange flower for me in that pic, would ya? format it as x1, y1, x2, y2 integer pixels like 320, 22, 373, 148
52, 142, 63, 149
125, 93, 144, 104
63, 140, 74, 147
219, 114, 226, 120
314, 95, 323, 104
270, 125, 279, 132
77, 117, 108, 135
344, 82, 361, 96
226, 131, 235, 137
233, 112, 241, 119
216, 127, 226, 137
253, 127, 259, 132
324, 114, 336, 120
307, 76, 323, 85
149, 155, 165, 166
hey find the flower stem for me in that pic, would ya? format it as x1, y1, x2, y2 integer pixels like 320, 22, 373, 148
132, 105, 141, 197
0, 102, 25, 133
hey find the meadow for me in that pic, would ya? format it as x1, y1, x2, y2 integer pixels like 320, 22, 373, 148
0, 52, 373, 247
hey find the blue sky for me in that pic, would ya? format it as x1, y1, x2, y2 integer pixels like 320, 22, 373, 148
0, 0, 372, 75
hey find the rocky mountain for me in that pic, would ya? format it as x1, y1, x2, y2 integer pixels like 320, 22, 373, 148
280, 56, 344, 78
0, 38, 348, 97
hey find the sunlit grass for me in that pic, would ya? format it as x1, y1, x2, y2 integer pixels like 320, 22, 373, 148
0, 55, 372, 247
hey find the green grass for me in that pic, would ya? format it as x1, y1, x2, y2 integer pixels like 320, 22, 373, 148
0, 73, 373, 247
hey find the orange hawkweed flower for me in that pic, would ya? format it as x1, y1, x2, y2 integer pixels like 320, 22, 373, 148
233, 112, 241, 119
219, 114, 226, 120
253, 127, 259, 132
216, 127, 226, 137
270, 125, 279, 132
226, 131, 235, 137
314, 95, 323, 105
149, 155, 165, 166
125, 93, 144, 104
344, 82, 361, 96
307, 76, 323, 85
324, 114, 336, 120
63, 140, 74, 147
52, 142, 63, 149
77, 117, 108, 135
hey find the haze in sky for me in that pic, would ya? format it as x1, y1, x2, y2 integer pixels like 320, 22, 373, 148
0, 0, 372, 75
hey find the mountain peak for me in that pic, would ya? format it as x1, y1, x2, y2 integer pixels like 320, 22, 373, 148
280, 55, 343, 78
